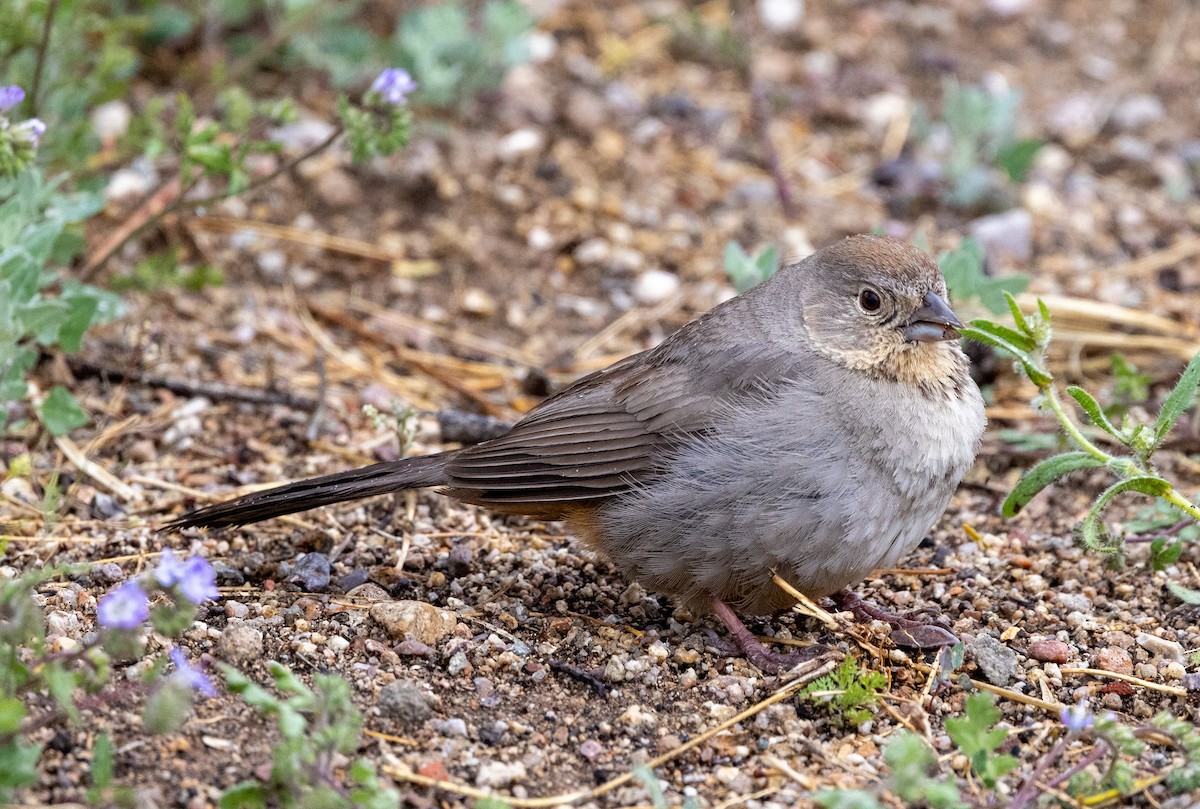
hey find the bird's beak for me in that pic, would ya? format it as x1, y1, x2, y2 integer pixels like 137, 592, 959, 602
902, 291, 963, 343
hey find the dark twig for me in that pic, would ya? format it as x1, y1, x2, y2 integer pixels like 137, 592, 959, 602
1008, 731, 1077, 809
1042, 739, 1111, 794
67, 357, 319, 411
548, 659, 610, 697
29, 0, 59, 115
1124, 518, 1193, 544
749, 81, 797, 220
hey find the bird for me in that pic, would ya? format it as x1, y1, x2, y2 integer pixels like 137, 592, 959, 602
167, 235, 986, 672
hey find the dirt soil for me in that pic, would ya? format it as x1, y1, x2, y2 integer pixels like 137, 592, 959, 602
6, 0, 1200, 806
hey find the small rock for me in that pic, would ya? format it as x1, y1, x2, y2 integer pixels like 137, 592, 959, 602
378, 680, 435, 725
1055, 592, 1092, 613
969, 633, 1018, 685
369, 600, 457, 645
211, 562, 245, 587
1027, 638, 1070, 664
217, 624, 264, 663
969, 208, 1033, 263
1048, 95, 1104, 149
579, 739, 603, 761
46, 609, 81, 637
313, 170, 360, 208
437, 717, 468, 737
447, 544, 474, 578
225, 601, 249, 620
573, 237, 611, 266
89, 492, 122, 520
496, 128, 545, 162
757, 0, 804, 31
337, 568, 370, 592
90, 563, 126, 586
287, 553, 331, 592
475, 760, 526, 788
91, 100, 132, 141
272, 118, 337, 152
106, 166, 155, 202
326, 635, 349, 653
1136, 633, 1185, 664
633, 269, 680, 305
1162, 662, 1186, 681
985, 0, 1031, 17
565, 90, 607, 131
460, 288, 496, 316
1112, 94, 1164, 132
1094, 646, 1133, 676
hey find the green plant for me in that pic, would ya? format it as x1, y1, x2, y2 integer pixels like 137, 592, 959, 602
815, 732, 967, 809
722, 240, 779, 294
0, 551, 219, 803
396, 0, 534, 107
0, 168, 122, 432
934, 79, 1042, 209
945, 693, 1018, 788
802, 656, 888, 727
937, 238, 1028, 316
961, 295, 1200, 590
219, 663, 400, 809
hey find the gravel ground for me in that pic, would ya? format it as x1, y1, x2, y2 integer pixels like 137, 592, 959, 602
6, 0, 1200, 805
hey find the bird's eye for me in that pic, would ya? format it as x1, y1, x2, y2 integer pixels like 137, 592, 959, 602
859, 289, 882, 312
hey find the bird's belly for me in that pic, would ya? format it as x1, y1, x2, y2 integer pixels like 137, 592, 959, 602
585, 383, 981, 615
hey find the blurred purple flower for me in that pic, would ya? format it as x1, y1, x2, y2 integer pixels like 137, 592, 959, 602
97, 581, 150, 629
155, 548, 188, 587
370, 69, 418, 106
1060, 699, 1094, 732
177, 556, 219, 603
0, 86, 24, 112
156, 549, 219, 603
168, 647, 216, 697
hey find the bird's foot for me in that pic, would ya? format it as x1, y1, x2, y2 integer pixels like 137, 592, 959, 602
828, 589, 958, 649
708, 599, 828, 674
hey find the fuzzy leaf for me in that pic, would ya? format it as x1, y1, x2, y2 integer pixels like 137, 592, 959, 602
1166, 582, 1200, 605
1001, 452, 1106, 517
1080, 476, 1173, 551
1004, 291, 1031, 335
960, 323, 1051, 387
1067, 386, 1125, 442
1152, 351, 1200, 448
965, 318, 1037, 353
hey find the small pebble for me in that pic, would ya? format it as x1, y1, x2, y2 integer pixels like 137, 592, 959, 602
633, 269, 680, 305
217, 624, 264, 664
496, 128, 545, 161
1027, 638, 1070, 664
369, 600, 458, 645
1093, 646, 1133, 676
378, 680, 435, 725
1136, 632, 1185, 664
475, 760, 526, 788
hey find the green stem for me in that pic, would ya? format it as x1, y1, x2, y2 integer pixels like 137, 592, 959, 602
1042, 384, 1112, 464
1162, 488, 1200, 523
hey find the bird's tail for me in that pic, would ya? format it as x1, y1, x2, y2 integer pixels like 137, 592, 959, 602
163, 452, 453, 530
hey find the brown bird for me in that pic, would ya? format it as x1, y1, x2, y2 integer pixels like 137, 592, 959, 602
167, 235, 986, 672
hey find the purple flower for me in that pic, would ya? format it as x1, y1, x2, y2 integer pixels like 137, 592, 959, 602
1060, 700, 1094, 732
97, 581, 150, 629
157, 550, 219, 603
370, 68, 418, 106
0, 86, 24, 112
168, 647, 216, 697
155, 548, 188, 587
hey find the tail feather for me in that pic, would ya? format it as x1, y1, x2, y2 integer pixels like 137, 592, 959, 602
164, 453, 452, 530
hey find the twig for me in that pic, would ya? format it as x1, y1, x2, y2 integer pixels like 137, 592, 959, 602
66, 357, 319, 411
749, 81, 797, 219
1058, 667, 1188, 697
29, 0, 59, 114
1008, 731, 1077, 809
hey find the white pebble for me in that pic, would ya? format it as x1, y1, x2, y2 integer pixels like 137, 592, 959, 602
633, 269, 679, 305
496, 128, 545, 161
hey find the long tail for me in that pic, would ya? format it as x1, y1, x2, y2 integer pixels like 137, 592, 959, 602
164, 453, 453, 530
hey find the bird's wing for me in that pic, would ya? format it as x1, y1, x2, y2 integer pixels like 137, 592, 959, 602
444, 328, 807, 506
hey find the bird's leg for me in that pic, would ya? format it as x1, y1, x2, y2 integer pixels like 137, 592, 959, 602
828, 589, 958, 649
709, 598, 827, 674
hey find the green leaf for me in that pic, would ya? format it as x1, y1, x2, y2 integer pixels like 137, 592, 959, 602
92, 733, 114, 789
1001, 451, 1107, 516
1066, 386, 1125, 442
946, 693, 1017, 788
965, 318, 1036, 353
1149, 537, 1184, 571
42, 661, 81, 721
39, 385, 89, 435
1004, 291, 1031, 336
55, 293, 99, 352
1166, 582, 1200, 605
0, 698, 26, 734
995, 137, 1042, 183
1080, 476, 1174, 551
144, 681, 194, 734
960, 323, 1051, 387
219, 781, 268, 809
1152, 351, 1200, 448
